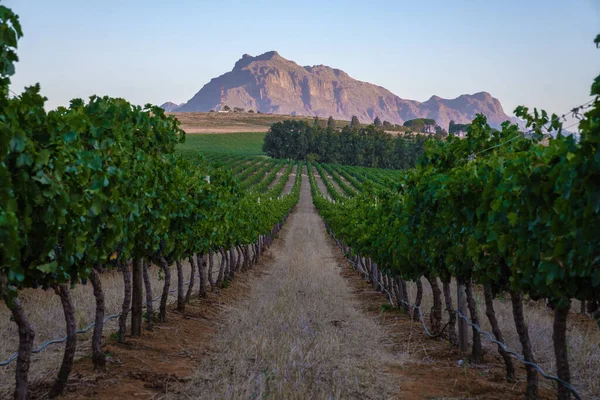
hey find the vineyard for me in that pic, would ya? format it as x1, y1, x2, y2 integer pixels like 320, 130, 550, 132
1, 4, 600, 400
177, 132, 266, 158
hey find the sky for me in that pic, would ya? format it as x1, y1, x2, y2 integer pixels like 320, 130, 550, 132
5, 0, 600, 125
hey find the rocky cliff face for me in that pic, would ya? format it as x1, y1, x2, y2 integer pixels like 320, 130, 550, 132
176, 51, 516, 129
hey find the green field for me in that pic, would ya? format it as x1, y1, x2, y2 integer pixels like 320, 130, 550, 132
177, 132, 266, 158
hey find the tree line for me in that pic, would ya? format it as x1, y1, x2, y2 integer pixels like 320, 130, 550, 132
262, 120, 441, 169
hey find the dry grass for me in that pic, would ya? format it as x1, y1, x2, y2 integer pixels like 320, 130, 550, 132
0, 257, 228, 397
168, 112, 351, 134
172, 174, 403, 399
406, 279, 600, 398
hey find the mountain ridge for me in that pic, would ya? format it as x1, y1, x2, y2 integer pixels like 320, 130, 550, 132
171, 51, 518, 130
160, 102, 182, 112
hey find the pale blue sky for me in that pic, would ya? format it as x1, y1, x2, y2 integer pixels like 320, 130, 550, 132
6, 0, 600, 123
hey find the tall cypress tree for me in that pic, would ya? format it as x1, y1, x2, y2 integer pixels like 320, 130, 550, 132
327, 116, 335, 128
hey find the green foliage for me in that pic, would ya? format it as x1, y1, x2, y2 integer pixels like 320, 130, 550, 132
262, 121, 437, 169
262, 120, 312, 160
0, 5, 22, 88
374, 116, 382, 127
350, 116, 360, 128
327, 116, 336, 129
403, 118, 437, 133
177, 132, 266, 157
0, 4, 301, 308
449, 120, 470, 135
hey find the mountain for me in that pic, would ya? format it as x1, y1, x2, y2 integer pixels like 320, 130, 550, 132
176, 51, 517, 130
160, 102, 181, 112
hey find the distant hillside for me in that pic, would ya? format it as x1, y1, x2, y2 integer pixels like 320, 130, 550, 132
174, 51, 518, 130
160, 102, 181, 112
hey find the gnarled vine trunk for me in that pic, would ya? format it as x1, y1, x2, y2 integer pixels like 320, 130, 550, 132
425, 274, 442, 335
510, 290, 538, 399
197, 253, 207, 298
49, 285, 76, 399
393, 276, 403, 310
176, 259, 185, 312
216, 249, 226, 290
207, 252, 215, 291
118, 261, 132, 343
1, 273, 34, 400
131, 257, 144, 337
243, 245, 250, 270
142, 259, 153, 331
401, 279, 409, 314
413, 277, 423, 321
553, 302, 571, 400
442, 278, 458, 346
371, 261, 379, 290
185, 255, 196, 304
89, 266, 106, 371
483, 285, 514, 381
465, 280, 483, 363
158, 257, 171, 322
228, 247, 235, 281
235, 246, 242, 271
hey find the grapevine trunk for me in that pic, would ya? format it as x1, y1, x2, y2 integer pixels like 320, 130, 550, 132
1, 272, 34, 400
118, 261, 132, 343
413, 277, 423, 321
89, 267, 106, 371
158, 257, 171, 322
425, 274, 442, 335
185, 255, 196, 304
49, 285, 76, 399
176, 259, 184, 312
510, 290, 538, 399
442, 278, 458, 346
142, 260, 153, 331
483, 285, 514, 381
553, 302, 571, 400
465, 280, 483, 363
131, 257, 144, 337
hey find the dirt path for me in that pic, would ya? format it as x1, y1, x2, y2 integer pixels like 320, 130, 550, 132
310, 164, 330, 199
267, 164, 287, 189
282, 164, 297, 195
173, 168, 402, 399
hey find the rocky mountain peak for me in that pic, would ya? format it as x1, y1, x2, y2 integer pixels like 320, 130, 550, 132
176, 52, 517, 129
233, 51, 283, 70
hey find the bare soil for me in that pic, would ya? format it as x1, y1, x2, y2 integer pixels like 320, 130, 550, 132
282, 164, 297, 195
